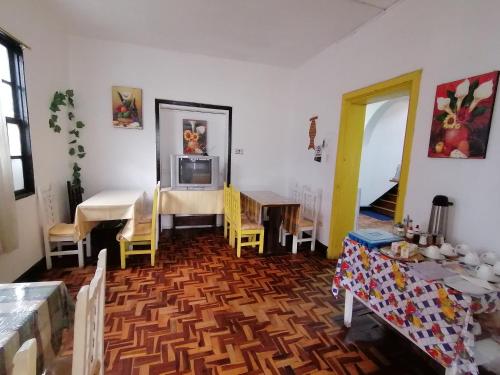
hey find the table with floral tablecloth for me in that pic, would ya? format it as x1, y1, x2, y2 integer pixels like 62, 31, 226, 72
0, 281, 74, 375
332, 238, 499, 374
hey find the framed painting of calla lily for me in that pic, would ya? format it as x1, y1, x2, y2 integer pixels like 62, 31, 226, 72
428, 71, 499, 159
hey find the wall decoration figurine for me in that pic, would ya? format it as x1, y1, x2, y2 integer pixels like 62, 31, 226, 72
183, 119, 207, 154
308, 116, 318, 150
428, 71, 499, 159
112, 86, 143, 129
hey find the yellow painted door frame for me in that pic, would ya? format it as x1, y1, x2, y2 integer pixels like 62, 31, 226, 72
328, 70, 422, 259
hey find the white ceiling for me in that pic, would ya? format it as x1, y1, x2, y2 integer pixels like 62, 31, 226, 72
46, 0, 399, 67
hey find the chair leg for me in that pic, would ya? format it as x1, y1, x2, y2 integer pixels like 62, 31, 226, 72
77, 240, 84, 268
120, 240, 127, 269
151, 249, 155, 267
236, 233, 242, 258
85, 233, 92, 257
292, 235, 298, 254
224, 218, 228, 239
229, 229, 235, 248
44, 238, 52, 270
258, 231, 264, 254
57, 243, 62, 258
281, 229, 287, 246
311, 229, 317, 251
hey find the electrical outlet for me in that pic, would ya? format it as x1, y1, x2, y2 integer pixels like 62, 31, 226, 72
235, 148, 244, 155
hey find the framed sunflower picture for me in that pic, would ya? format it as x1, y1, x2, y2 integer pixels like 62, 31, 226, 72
183, 119, 207, 155
428, 71, 499, 159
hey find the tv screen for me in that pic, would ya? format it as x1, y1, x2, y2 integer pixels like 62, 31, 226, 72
179, 158, 212, 184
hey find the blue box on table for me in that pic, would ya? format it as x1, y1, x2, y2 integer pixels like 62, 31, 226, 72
348, 229, 402, 249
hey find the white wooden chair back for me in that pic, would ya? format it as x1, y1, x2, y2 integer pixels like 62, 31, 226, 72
289, 182, 303, 217
12, 338, 37, 375
96, 249, 106, 375
37, 185, 60, 232
72, 258, 105, 375
302, 187, 321, 224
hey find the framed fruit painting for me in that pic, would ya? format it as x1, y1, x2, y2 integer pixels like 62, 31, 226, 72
112, 86, 143, 129
428, 71, 499, 159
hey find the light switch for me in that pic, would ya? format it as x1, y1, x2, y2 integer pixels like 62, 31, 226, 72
235, 148, 244, 155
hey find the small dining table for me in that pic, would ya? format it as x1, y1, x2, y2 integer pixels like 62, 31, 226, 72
0, 281, 74, 375
74, 189, 145, 245
241, 191, 300, 254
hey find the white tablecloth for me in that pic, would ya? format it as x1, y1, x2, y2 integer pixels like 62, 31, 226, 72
74, 190, 145, 241
159, 188, 224, 215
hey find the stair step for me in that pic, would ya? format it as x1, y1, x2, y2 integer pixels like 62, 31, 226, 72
373, 199, 396, 210
370, 205, 395, 218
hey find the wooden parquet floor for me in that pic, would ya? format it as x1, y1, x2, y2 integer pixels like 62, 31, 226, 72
39, 229, 440, 375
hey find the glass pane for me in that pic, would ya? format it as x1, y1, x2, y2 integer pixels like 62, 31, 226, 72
7, 123, 21, 156
11, 159, 24, 191
0, 82, 14, 118
0, 44, 10, 82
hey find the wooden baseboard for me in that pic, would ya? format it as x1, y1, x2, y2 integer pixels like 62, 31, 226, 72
14, 257, 46, 282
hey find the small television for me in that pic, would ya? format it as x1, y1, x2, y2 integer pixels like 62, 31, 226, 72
170, 154, 220, 190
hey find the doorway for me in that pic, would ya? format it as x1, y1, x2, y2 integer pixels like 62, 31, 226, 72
328, 70, 422, 258
357, 96, 409, 232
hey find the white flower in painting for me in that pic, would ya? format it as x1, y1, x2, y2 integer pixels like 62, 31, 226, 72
196, 125, 206, 135
456, 79, 470, 98
469, 80, 494, 112
437, 97, 453, 114
450, 149, 468, 159
474, 80, 494, 100
437, 97, 450, 110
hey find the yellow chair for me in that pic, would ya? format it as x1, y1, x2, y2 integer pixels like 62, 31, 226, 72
223, 183, 232, 240
117, 183, 159, 269
230, 188, 264, 257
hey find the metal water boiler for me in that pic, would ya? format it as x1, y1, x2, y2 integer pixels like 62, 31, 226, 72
428, 195, 453, 239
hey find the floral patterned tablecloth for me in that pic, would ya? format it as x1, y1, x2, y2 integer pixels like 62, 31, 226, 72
332, 238, 500, 374
0, 281, 74, 375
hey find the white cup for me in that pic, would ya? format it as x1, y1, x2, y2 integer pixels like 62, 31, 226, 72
456, 244, 473, 255
480, 251, 497, 265
476, 264, 495, 281
494, 261, 500, 276
440, 243, 456, 256
425, 245, 441, 259
462, 252, 480, 266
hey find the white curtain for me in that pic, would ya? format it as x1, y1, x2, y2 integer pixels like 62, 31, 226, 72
0, 100, 18, 253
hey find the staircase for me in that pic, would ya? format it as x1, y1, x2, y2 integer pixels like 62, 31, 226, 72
370, 184, 398, 219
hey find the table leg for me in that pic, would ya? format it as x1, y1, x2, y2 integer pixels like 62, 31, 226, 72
344, 289, 354, 328
265, 207, 282, 254
85, 233, 91, 257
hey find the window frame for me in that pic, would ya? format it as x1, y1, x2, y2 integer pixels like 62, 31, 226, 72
0, 33, 34, 200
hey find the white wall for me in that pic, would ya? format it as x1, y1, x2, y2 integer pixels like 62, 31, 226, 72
359, 97, 408, 206
0, 0, 71, 281
68, 36, 293, 199
289, 0, 500, 253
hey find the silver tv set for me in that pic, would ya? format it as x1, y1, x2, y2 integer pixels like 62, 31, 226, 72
170, 154, 220, 190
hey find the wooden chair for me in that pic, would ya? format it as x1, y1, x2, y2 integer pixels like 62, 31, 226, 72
230, 188, 264, 258
67, 181, 83, 223
223, 183, 232, 240
37, 185, 89, 269
117, 183, 159, 269
12, 338, 37, 375
44, 249, 106, 375
281, 186, 321, 253
72, 248, 106, 375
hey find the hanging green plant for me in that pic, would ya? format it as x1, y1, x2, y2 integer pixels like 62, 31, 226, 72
49, 89, 86, 193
